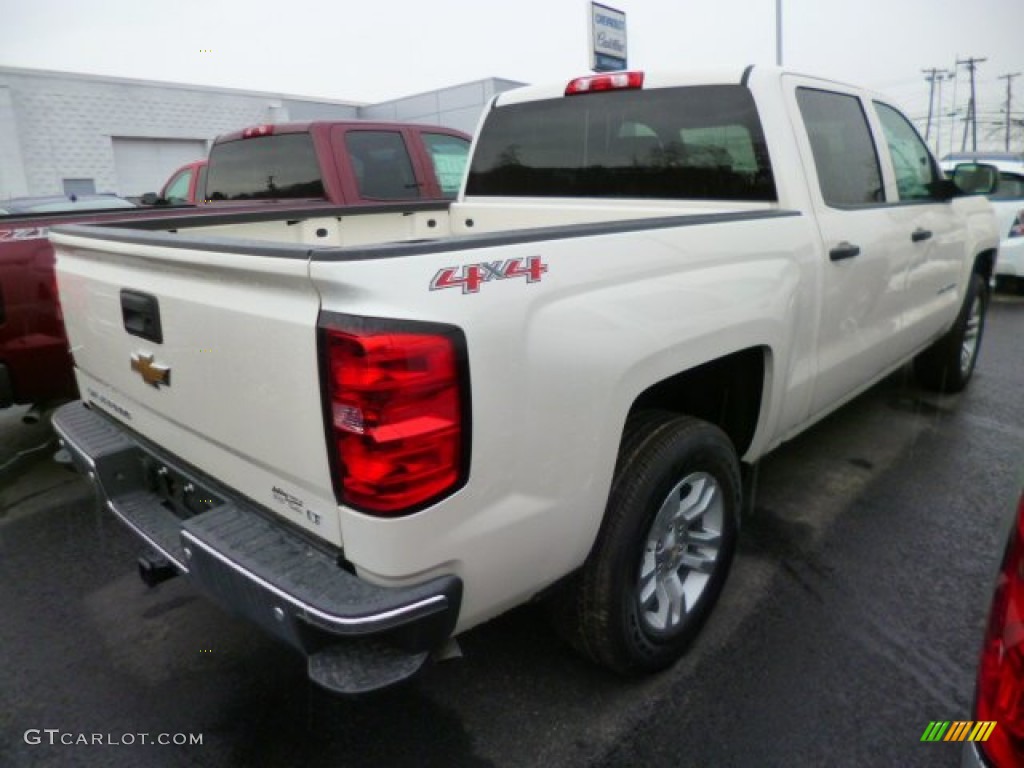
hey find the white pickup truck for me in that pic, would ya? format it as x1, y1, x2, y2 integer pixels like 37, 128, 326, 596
50, 67, 998, 693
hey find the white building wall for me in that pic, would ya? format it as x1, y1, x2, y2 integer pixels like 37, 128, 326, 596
0, 87, 29, 199
0, 68, 360, 198
358, 78, 526, 135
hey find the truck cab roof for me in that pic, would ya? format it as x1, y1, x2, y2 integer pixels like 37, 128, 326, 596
213, 119, 469, 144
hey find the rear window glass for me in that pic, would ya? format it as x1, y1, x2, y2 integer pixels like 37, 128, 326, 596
466, 85, 775, 201
163, 169, 192, 203
206, 134, 325, 201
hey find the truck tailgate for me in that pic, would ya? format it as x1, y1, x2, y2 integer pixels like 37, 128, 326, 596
52, 229, 341, 546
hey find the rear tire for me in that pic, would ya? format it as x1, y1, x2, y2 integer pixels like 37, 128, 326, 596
914, 272, 988, 393
551, 411, 740, 675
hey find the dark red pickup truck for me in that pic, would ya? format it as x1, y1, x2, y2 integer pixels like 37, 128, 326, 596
1, 119, 471, 414
152, 120, 471, 205
0, 205, 203, 413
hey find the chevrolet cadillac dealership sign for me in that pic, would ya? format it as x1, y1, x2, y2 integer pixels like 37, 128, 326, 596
589, 2, 627, 72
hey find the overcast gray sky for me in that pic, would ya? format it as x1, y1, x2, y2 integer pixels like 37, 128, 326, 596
1, 0, 1021, 150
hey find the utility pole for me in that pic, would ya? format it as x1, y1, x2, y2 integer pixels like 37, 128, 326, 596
923, 68, 954, 147
999, 72, 1021, 152
934, 70, 953, 156
948, 61, 960, 157
922, 68, 941, 141
957, 57, 987, 152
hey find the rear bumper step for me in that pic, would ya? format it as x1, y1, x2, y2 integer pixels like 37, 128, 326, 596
52, 400, 462, 693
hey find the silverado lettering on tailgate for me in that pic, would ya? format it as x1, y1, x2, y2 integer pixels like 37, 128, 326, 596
86, 387, 133, 422
272, 486, 322, 526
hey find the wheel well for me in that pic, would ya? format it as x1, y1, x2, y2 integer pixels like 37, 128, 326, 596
628, 347, 767, 456
974, 250, 997, 282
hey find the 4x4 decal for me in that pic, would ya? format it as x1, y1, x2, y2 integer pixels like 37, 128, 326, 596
430, 256, 548, 294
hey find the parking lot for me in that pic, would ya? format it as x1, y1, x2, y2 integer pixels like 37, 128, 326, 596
1, 292, 1022, 768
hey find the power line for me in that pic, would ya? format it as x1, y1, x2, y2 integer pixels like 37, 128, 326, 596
957, 56, 987, 152
914, 60, 1024, 154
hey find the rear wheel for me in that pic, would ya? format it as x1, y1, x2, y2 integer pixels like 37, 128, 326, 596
552, 412, 740, 675
914, 272, 988, 393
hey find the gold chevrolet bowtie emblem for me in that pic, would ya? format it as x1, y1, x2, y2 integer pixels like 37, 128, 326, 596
130, 353, 171, 388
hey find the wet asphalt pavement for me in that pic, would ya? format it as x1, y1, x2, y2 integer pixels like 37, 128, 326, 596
1, 293, 1022, 768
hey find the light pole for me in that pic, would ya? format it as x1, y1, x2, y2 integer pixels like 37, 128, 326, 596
776, 0, 783, 66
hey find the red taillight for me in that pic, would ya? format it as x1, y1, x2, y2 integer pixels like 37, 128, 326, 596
975, 491, 1024, 765
321, 321, 466, 515
242, 125, 275, 139
565, 71, 644, 96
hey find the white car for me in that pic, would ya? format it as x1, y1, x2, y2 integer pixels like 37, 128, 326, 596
943, 152, 1024, 292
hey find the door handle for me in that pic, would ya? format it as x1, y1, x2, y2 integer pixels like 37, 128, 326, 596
829, 242, 861, 262
911, 228, 933, 243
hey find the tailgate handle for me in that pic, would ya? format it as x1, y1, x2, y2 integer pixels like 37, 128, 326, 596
121, 290, 163, 344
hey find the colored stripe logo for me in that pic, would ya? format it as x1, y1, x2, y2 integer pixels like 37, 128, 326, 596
920, 721, 997, 742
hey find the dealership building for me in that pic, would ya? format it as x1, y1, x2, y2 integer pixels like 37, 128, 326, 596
0, 66, 524, 200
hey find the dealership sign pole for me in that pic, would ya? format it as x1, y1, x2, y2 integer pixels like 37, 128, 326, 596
589, 2, 627, 72
776, 0, 783, 66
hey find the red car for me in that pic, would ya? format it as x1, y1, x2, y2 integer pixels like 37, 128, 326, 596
963, 489, 1024, 767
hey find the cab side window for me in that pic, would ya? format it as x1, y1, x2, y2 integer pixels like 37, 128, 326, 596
796, 88, 884, 207
345, 131, 421, 200
422, 133, 470, 198
874, 102, 939, 201
164, 170, 192, 203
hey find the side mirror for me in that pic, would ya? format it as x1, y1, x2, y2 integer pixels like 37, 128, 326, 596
139, 192, 161, 206
951, 163, 999, 196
